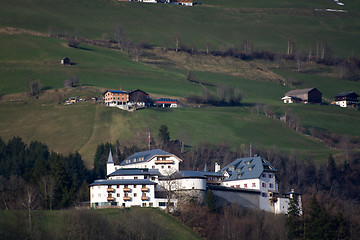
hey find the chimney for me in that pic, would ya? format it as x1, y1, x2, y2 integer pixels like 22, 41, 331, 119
215, 162, 220, 172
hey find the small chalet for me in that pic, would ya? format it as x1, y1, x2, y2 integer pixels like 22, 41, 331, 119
154, 98, 178, 108
61, 57, 70, 65
333, 91, 359, 108
104, 89, 150, 110
282, 88, 322, 104
170, 0, 193, 6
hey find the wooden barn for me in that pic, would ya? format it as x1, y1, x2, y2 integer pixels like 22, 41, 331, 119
282, 88, 322, 104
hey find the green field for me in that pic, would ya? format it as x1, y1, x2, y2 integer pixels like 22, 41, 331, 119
1, 0, 360, 57
0, 208, 200, 240
0, 0, 359, 166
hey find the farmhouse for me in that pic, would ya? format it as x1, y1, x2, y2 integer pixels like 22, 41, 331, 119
282, 88, 322, 104
170, 0, 194, 6
61, 57, 70, 65
154, 98, 179, 108
90, 149, 301, 214
104, 89, 150, 110
333, 91, 359, 108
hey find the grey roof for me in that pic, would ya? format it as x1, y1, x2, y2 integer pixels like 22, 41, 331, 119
285, 88, 318, 96
203, 171, 223, 177
180, 171, 207, 179
107, 168, 160, 177
334, 91, 359, 98
120, 149, 174, 166
89, 179, 156, 186
160, 170, 207, 180
219, 156, 276, 182
107, 150, 114, 163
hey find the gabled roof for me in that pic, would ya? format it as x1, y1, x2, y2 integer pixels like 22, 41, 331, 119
120, 149, 181, 166
334, 91, 359, 98
285, 88, 319, 96
89, 179, 156, 186
128, 89, 149, 95
155, 98, 178, 103
107, 168, 160, 177
219, 156, 276, 181
104, 90, 128, 95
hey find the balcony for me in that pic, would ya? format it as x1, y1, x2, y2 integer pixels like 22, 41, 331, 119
141, 187, 149, 192
107, 197, 115, 201
107, 188, 115, 192
123, 196, 131, 201
123, 188, 131, 192
141, 196, 149, 201
154, 160, 173, 164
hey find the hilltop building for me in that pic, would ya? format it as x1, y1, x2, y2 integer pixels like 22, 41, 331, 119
154, 98, 179, 108
104, 89, 150, 110
89, 149, 301, 214
282, 88, 322, 104
333, 91, 359, 108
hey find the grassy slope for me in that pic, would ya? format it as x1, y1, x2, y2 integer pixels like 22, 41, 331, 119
0, 208, 200, 240
0, 0, 359, 165
0, 0, 360, 57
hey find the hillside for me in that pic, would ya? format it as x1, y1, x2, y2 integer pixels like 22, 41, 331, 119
0, 0, 359, 166
0, 208, 200, 240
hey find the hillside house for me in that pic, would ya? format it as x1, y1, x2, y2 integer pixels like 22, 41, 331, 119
333, 91, 359, 107
170, 0, 193, 6
154, 98, 179, 108
90, 149, 301, 214
61, 57, 70, 65
282, 88, 322, 104
104, 89, 150, 110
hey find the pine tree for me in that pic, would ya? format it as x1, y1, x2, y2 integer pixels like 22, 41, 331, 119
158, 124, 170, 144
286, 195, 302, 239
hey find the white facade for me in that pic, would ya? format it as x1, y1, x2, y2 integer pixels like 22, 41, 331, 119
90, 150, 301, 215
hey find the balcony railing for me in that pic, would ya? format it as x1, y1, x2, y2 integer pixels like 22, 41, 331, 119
107, 197, 115, 201
107, 188, 115, 192
154, 160, 173, 164
141, 187, 149, 192
141, 196, 149, 201
123, 196, 131, 201
123, 188, 131, 192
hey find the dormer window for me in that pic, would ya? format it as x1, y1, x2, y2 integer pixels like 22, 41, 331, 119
248, 167, 252, 171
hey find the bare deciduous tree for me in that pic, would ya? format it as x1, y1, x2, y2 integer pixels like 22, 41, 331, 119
27, 78, 41, 96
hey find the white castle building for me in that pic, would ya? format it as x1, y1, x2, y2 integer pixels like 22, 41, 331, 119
89, 149, 301, 214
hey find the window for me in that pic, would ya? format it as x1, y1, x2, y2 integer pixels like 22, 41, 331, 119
149, 203, 153, 207
244, 184, 248, 188
134, 185, 137, 188
269, 183, 273, 188
151, 177, 156, 181
262, 192, 267, 197
152, 166, 155, 169
142, 185, 146, 188
159, 202, 166, 207
161, 166, 164, 169
134, 176, 138, 179
142, 203, 146, 207
98, 194, 101, 197
269, 174, 272, 178
117, 193, 120, 197
134, 193, 137, 197
262, 174, 266, 178
124, 185, 128, 188
117, 185, 120, 188
91, 194, 94, 198
142, 192, 147, 197
168, 166, 171, 168
262, 182, 266, 188
237, 174, 242, 178
252, 183, 256, 187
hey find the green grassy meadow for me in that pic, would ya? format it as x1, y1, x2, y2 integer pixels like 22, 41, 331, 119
0, 208, 200, 240
1, 0, 360, 56
0, 0, 359, 166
